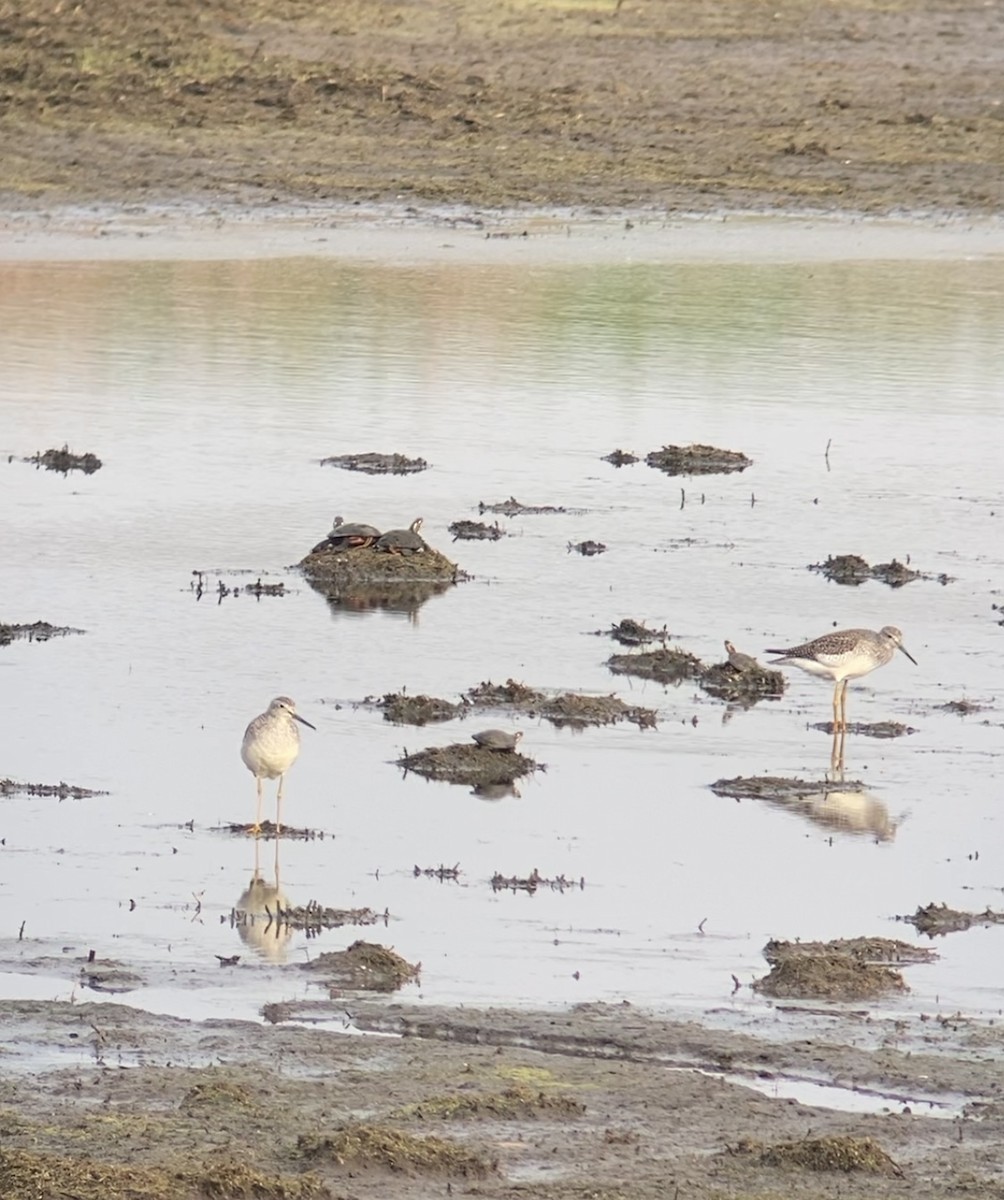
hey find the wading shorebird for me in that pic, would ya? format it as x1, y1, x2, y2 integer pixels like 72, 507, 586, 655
241, 696, 316, 834
766, 626, 917, 731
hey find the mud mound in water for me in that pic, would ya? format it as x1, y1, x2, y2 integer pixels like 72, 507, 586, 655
645, 444, 751, 476
304, 940, 420, 992
398, 742, 538, 787
320, 451, 429, 474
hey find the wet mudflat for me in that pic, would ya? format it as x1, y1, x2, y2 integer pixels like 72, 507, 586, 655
2, 222, 1004, 1197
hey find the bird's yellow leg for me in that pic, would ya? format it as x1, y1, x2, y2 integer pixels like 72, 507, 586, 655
832, 681, 843, 732
840, 679, 850, 731
276, 776, 284, 837
251, 777, 263, 836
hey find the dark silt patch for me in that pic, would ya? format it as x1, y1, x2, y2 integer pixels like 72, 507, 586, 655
490, 869, 585, 894
464, 677, 657, 729
319, 451, 429, 475
568, 539, 606, 556
645, 443, 751, 476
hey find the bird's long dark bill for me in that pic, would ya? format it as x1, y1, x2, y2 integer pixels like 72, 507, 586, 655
899, 646, 918, 666
293, 714, 317, 730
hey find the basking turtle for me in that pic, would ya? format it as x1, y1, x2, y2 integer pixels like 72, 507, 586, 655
316, 515, 382, 553
376, 517, 426, 555
725, 640, 760, 674
471, 728, 523, 752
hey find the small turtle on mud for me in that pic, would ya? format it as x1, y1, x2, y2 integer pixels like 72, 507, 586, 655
725, 640, 760, 673
471, 728, 524, 752
313, 515, 382, 553
376, 517, 426, 555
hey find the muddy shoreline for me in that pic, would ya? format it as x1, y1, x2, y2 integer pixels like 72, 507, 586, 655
2, 992, 1003, 1200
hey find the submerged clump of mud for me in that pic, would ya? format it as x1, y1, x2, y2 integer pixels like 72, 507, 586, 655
0, 620, 85, 645
220, 820, 327, 840
319, 451, 429, 474
1, 777, 106, 799
490, 869, 585, 894
810, 719, 917, 738
22, 444, 102, 474
372, 678, 656, 730
753, 937, 934, 1000
809, 553, 951, 588
601, 448, 639, 467
378, 692, 462, 725
645, 443, 751, 476
397, 741, 538, 786
568, 539, 606, 556
477, 495, 568, 515
712, 775, 896, 840
448, 519, 505, 541
609, 642, 785, 707
304, 940, 420, 992
897, 901, 1004, 937
596, 617, 670, 647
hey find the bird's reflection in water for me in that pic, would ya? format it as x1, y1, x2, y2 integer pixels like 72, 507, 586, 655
233, 837, 293, 963
803, 787, 898, 841
470, 781, 522, 802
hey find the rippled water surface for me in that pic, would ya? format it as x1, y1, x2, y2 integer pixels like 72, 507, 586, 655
2, 221, 1003, 1026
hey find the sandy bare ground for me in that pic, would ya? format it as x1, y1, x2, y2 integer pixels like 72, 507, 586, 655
0, 0, 1002, 216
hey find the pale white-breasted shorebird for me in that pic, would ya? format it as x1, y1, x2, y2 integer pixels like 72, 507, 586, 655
241, 696, 315, 834
766, 626, 917, 730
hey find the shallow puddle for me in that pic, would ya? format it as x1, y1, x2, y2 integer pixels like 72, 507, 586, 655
2, 219, 1003, 1042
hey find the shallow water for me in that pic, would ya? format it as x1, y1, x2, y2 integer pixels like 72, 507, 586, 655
2, 220, 1003, 1030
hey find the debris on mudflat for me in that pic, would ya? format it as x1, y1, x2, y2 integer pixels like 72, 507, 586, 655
0, 620, 85, 646
568, 540, 606, 556
449, 519, 505, 541
465, 677, 657, 729
320, 451, 429, 475
298, 1122, 495, 1177
24, 445, 102, 474
231, 901, 386, 933
398, 741, 539, 787
645, 443, 751, 476
393, 1085, 586, 1121
810, 720, 916, 738
897, 902, 1004, 937
413, 863, 461, 881
596, 618, 670, 647
490, 869, 585, 894
809, 554, 951, 588
304, 940, 420, 992
752, 936, 922, 1000
602, 449, 639, 467
190, 571, 287, 603
377, 692, 461, 726
1, 778, 107, 799
729, 1134, 902, 1176
219, 820, 326, 841
478, 495, 568, 516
